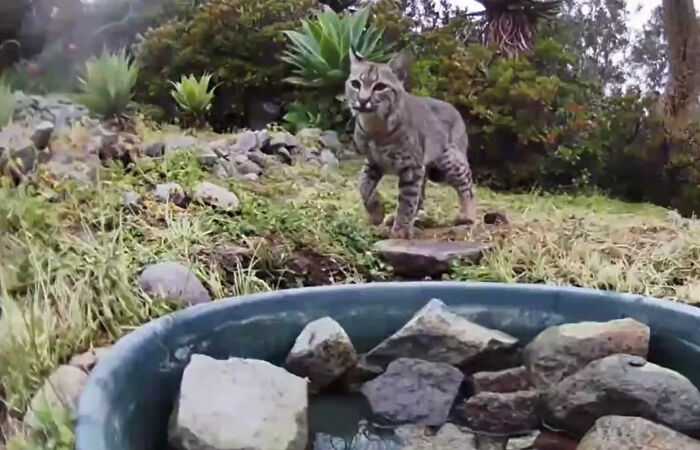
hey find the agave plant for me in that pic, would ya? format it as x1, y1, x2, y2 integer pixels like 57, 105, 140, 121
77, 48, 139, 118
0, 76, 15, 127
169, 73, 218, 128
471, 0, 563, 57
282, 6, 393, 89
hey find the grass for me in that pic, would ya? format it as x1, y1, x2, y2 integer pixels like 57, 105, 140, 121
2, 123, 700, 445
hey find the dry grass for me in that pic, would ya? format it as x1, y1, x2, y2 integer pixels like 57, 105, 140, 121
2, 124, 700, 446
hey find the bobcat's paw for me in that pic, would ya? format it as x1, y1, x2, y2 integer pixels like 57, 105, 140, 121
390, 224, 414, 240
367, 206, 385, 226
454, 214, 476, 226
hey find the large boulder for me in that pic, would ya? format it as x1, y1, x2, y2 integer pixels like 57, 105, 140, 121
458, 390, 540, 434
24, 365, 88, 429
138, 262, 211, 306
285, 317, 358, 392
372, 239, 490, 279
542, 354, 700, 437
578, 416, 700, 450
395, 424, 478, 450
361, 358, 464, 426
524, 318, 650, 389
169, 355, 308, 450
363, 299, 518, 370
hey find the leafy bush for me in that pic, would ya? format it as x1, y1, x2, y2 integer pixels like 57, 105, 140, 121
134, 0, 319, 130
282, 6, 393, 89
77, 48, 139, 118
0, 76, 15, 126
169, 73, 218, 127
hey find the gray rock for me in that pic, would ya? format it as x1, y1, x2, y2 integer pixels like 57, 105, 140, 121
524, 318, 650, 389
542, 354, 700, 437
364, 298, 518, 370
373, 239, 491, 279
395, 424, 478, 450
193, 181, 240, 211
275, 147, 293, 165
154, 182, 188, 207
506, 432, 540, 450
25, 365, 88, 429
458, 390, 539, 434
297, 128, 323, 145
138, 262, 211, 306
164, 136, 199, 153
320, 149, 339, 170
240, 173, 259, 182
285, 317, 358, 392
169, 354, 308, 450
256, 130, 271, 148
122, 191, 142, 211
577, 416, 700, 450
248, 150, 277, 169
233, 154, 263, 176
320, 130, 342, 152
232, 130, 259, 153
31, 121, 54, 149
144, 142, 166, 158
69, 346, 111, 373
208, 137, 235, 157
43, 157, 98, 184
472, 366, 532, 394
269, 131, 300, 149
361, 358, 464, 426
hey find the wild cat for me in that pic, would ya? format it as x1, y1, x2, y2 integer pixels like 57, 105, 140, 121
345, 50, 477, 240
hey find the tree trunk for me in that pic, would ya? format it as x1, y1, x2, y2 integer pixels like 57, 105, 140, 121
662, 0, 700, 137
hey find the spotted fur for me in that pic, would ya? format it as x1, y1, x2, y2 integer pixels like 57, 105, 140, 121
346, 50, 477, 239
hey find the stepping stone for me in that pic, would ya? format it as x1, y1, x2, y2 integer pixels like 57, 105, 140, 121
373, 239, 490, 278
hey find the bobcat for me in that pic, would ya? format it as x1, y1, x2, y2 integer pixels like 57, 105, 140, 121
346, 50, 477, 239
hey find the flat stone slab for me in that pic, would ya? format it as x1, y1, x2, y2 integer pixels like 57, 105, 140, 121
373, 239, 490, 278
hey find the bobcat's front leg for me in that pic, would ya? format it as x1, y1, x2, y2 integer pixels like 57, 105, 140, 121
359, 162, 385, 226
391, 166, 425, 239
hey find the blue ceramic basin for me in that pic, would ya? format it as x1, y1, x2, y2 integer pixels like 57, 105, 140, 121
75, 282, 700, 450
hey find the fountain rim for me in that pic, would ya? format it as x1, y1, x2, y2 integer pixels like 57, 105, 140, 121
75, 281, 700, 449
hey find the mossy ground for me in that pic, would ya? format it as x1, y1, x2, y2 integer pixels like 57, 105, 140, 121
2, 125, 700, 448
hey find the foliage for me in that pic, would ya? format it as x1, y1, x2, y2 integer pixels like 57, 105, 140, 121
630, 6, 667, 91
550, 0, 631, 90
169, 72, 218, 127
77, 48, 139, 118
134, 0, 319, 130
0, 75, 15, 126
6, 406, 75, 450
282, 6, 393, 89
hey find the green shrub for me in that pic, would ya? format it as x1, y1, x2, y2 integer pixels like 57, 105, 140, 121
0, 76, 15, 126
282, 6, 393, 89
169, 72, 218, 128
77, 48, 139, 118
134, 0, 320, 130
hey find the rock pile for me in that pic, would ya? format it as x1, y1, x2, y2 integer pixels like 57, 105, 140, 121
1, 112, 348, 187
163, 298, 700, 450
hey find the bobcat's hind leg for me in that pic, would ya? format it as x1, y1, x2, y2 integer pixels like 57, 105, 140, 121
437, 149, 477, 225
359, 162, 385, 226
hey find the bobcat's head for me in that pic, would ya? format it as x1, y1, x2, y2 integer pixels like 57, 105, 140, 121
345, 50, 412, 122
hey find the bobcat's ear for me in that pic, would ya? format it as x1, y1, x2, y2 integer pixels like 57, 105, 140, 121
349, 47, 365, 67
388, 50, 413, 85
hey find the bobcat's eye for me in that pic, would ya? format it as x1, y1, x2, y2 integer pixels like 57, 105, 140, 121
350, 80, 361, 90
373, 82, 389, 92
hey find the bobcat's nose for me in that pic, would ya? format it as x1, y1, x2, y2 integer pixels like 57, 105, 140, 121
354, 97, 375, 113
